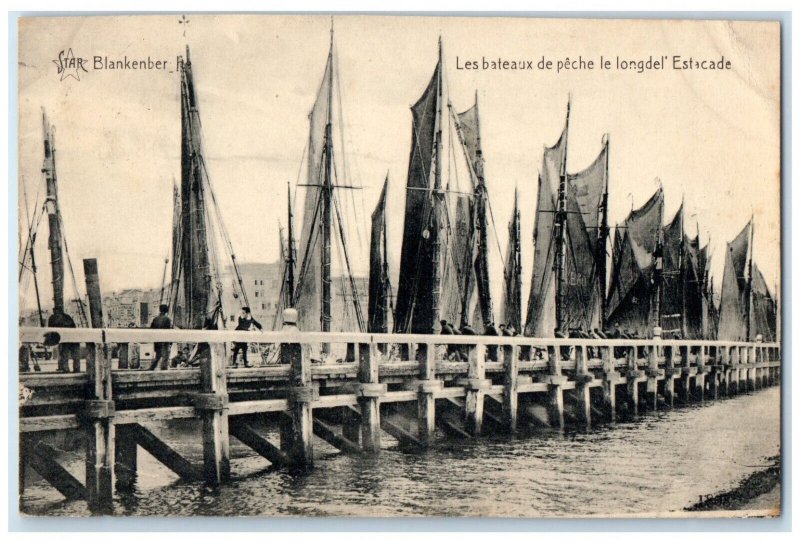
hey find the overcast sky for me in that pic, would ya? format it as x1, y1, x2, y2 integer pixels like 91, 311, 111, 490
17, 15, 780, 315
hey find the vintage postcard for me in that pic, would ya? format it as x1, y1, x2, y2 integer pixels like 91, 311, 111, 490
16, 14, 781, 518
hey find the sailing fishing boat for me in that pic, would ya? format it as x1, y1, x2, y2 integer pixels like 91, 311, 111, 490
368, 175, 392, 334
394, 38, 486, 335
292, 23, 365, 353
168, 47, 248, 331
454, 93, 494, 332
660, 202, 712, 339
524, 102, 610, 339
605, 186, 664, 338
500, 187, 523, 333
718, 220, 777, 342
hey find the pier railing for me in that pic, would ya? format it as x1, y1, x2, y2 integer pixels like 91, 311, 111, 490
18, 326, 780, 512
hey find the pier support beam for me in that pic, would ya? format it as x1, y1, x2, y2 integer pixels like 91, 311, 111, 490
625, 347, 641, 416
663, 346, 676, 407
462, 344, 489, 436
283, 316, 314, 468
677, 346, 691, 404
22, 438, 86, 501
416, 343, 439, 445
198, 341, 230, 484
503, 344, 520, 433
601, 346, 618, 422
229, 418, 288, 467
357, 343, 384, 452
645, 332, 662, 412
574, 345, 592, 430
82, 258, 115, 514
694, 348, 706, 402
546, 346, 565, 429
129, 423, 199, 480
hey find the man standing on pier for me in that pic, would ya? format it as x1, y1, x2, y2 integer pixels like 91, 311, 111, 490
48, 307, 79, 372
149, 304, 172, 371
231, 306, 262, 368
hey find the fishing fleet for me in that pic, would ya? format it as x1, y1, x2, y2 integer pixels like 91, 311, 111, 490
19, 28, 778, 365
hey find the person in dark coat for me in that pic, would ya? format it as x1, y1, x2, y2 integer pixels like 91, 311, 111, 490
485, 321, 499, 362
459, 323, 476, 361
231, 306, 262, 368
149, 304, 172, 370
440, 319, 458, 360
48, 307, 79, 372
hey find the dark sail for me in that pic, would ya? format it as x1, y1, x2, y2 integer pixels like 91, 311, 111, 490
368, 177, 391, 333
718, 221, 751, 341
172, 47, 215, 329
524, 115, 567, 337
394, 56, 439, 334
606, 188, 664, 337
660, 204, 687, 337
751, 263, 777, 342
501, 187, 523, 331
563, 137, 608, 332
394, 41, 469, 334
456, 96, 493, 330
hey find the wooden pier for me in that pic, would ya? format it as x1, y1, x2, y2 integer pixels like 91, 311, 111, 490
18, 324, 781, 513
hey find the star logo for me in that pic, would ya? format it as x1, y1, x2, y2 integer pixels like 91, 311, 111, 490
52, 49, 88, 81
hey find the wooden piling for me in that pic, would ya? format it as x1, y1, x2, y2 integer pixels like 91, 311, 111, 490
663, 346, 676, 407
678, 346, 691, 404
694, 348, 706, 402
547, 346, 565, 429
284, 331, 314, 467
464, 343, 488, 436
82, 258, 114, 514
625, 346, 639, 416
357, 342, 384, 452
645, 338, 661, 411
416, 343, 438, 445
198, 341, 230, 484
575, 345, 592, 429
503, 344, 520, 433
601, 346, 618, 422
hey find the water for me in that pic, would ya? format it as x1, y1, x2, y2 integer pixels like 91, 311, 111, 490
20, 387, 780, 517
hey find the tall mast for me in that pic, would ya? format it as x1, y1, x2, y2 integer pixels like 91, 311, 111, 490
649, 183, 664, 335
320, 21, 335, 351
42, 109, 65, 315
473, 91, 493, 328
553, 97, 571, 333
508, 186, 522, 330
745, 217, 754, 341
381, 176, 392, 329
598, 134, 610, 330
679, 195, 687, 337
285, 181, 296, 308
430, 36, 444, 332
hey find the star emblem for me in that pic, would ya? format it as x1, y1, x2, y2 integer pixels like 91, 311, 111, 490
52, 49, 87, 81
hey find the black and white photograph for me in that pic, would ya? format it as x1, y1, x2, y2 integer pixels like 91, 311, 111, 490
15, 14, 782, 519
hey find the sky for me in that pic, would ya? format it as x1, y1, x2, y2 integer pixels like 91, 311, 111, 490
17, 15, 780, 315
